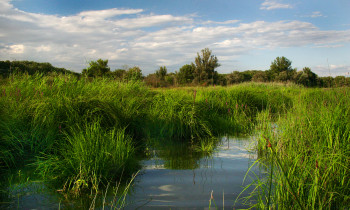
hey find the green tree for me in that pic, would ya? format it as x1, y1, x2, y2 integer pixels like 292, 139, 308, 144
165, 73, 176, 86
270, 56, 293, 74
300, 67, 318, 87
269, 56, 294, 81
125, 66, 143, 82
176, 64, 195, 84
83, 59, 110, 77
193, 48, 220, 84
144, 73, 159, 87
226, 71, 244, 84
319, 76, 334, 88
155, 66, 167, 81
334, 76, 347, 87
252, 71, 268, 82
108, 69, 126, 80
0, 60, 76, 77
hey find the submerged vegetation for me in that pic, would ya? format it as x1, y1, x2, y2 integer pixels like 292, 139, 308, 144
0, 69, 349, 208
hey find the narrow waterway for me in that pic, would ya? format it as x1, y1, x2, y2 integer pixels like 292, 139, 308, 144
125, 136, 258, 209
0, 136, 259, 209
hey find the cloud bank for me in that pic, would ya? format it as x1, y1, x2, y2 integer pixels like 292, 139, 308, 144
0, 0, 350, 75
260, 0, 293, 10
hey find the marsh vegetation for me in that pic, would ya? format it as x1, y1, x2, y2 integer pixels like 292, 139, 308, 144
0, 73, 348, 209
1, 48, 350, 208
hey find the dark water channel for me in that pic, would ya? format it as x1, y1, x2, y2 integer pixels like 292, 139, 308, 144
1, 136, 259, 209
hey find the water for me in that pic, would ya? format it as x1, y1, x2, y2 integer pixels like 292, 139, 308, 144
0, 136, 258, 209
125, 136, 258, 209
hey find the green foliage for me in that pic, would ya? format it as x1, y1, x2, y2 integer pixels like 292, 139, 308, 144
243, 88, 350, 209
251, 71, 268, 82
165, 73, 176, 86
125, 66, 143, 82
293, 67, 318, 87
226, 71, 244, 84
155, 66, 167, 81
82, 59, 110, 77
109, 69, 126, 81
36, 122, 137, 194
269, 56, 293, 74
193, 48, 220, 85
334, 76, 348, 87
176, 64, 195, 84
0, 60, 77, 77
1, 73, 349, 209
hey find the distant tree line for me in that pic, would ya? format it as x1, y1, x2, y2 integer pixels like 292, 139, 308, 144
0, 60, 79, 77
224, 56, 350, 88
1, 50, 349, 88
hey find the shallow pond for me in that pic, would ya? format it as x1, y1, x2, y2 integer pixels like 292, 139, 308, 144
0, 136, 259, 209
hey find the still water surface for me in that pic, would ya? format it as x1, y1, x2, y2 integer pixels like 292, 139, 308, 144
1, 136, 258, 209
126, 136, 258, 209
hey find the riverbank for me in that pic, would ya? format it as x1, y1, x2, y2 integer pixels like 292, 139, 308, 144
0, 74, 349, 208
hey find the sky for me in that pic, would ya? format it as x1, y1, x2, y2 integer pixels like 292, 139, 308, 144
0, 0, 350, 76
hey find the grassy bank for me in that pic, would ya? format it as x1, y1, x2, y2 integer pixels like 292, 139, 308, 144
1, 74, 349, 208
0, 74, 285, 193
242, 87, 350, 209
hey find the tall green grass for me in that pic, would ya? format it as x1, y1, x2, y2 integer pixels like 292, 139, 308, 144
0, 74, 148, 192
243, 87, 350, 209
4, 72, 346, 209
36, 122, 138, 194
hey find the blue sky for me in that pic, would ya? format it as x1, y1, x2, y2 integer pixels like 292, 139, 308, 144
1, 0, 350, 76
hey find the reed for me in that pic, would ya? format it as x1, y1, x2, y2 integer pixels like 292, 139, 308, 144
2, 73, 348, 209
241, 87, 350, 209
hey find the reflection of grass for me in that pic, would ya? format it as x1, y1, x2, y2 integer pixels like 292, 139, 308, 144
3, 74, 335, 206
146, 138, 206, 170
0, 169, 48, 209
193, 138, 218, 155
239, 88, 350, 209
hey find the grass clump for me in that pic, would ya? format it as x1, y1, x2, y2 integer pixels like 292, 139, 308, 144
3, 73, 348, 209
36, 121, 138, 195
244, 87, 350, 209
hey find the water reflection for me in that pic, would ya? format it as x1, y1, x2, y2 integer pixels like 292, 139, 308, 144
142, 139, 212, 170
0, 136, 258, 209
126, 136, 258, 209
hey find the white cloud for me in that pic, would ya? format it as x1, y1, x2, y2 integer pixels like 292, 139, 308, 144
78, 8, 143, 19
302, 11, 327, 18
8, 44, 25, 54
112, 14, 193, 29
9, 44, 24, 54
313, 44, 343, 48
35, 45, 51, 52
202, 20, 240, 25
260, 0, 293, 10
310, 11, 325, 18
313, 65, 350, 77
0, 1, 349, 76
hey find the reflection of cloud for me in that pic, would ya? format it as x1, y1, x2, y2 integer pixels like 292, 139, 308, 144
158, 185, 180, 192
217, 152, 257, 159
143, 164, 166, 169
260, 0, 293, 10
